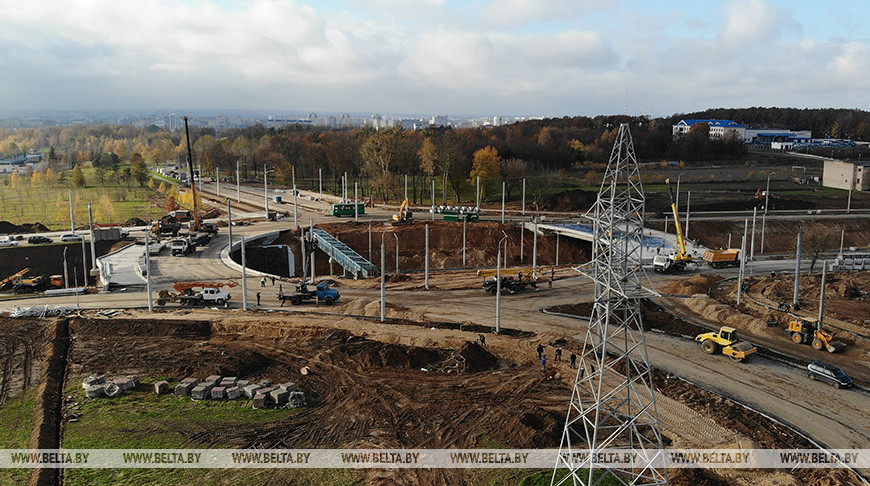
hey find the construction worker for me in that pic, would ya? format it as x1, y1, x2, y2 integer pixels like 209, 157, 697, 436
260, 277, 266, 287
555, 347, 562, 362
478, 334, 487, 348
256, 292, 261, 306
570, 352, 577, 369
536, 343, 544, 360
271, 276, 276, 285
541, 355, 546, 374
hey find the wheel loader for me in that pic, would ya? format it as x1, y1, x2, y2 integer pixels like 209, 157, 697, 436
695, 326, 757, 362
785, 318, 846, 353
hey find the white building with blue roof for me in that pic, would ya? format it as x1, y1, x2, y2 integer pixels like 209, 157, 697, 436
672, 119, 746, 140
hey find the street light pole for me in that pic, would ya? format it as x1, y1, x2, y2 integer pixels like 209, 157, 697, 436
236, 159, 240, 203
264, 164, 269, 219
394, 234, 399, 274
380, 237, 386, 322
496, 232, 508, 333
501, 181, 505, 224
145, 231, 153, 312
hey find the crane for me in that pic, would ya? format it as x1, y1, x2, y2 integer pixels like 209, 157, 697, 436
652, 178, 693, 272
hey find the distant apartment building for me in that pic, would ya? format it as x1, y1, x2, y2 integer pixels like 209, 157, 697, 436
823, 159, 870, 192
672, 119, 746, 139
430, 115, 448, 127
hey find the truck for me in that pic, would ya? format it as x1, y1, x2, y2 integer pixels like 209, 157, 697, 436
277, 280, 340, 306
703, 249, 741, 269
169, 238, 194, 256
11, 275, 64, 293
695, 326, 757, 362
156, 281, 236, 307
482, 274, 538, 294
653, 178, 694, 273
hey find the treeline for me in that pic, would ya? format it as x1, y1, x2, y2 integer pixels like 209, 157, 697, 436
670, 107, 870, 140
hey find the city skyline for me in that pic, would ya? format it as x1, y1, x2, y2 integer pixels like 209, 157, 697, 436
1, 0, 868, 118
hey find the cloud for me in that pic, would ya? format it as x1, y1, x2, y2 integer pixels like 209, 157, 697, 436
482, 0, 615, 27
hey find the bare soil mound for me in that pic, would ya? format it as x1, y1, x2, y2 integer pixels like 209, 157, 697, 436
458, 341, 499, 372
662, 273, 723, 296
0, 221, 50, 235
760, 271, 870, 329
325, 339, 446, 369
123, 217, 148, 227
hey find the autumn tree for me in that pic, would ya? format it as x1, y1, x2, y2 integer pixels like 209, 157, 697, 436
469, 146, 501, 199
72, 165, 85, 187
130, 152, 148, 186
360, 128, 404, 202
418, 138, 438, 177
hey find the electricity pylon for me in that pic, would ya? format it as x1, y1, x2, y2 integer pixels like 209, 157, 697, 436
553, 123, 669, 485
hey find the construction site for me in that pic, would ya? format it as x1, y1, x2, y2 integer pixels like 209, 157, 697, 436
0, 127, 868, 486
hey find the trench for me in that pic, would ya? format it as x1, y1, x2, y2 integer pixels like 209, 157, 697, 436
27, 318, 69, 486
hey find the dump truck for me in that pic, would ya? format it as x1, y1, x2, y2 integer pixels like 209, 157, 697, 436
785, 318, 846, 353
695, 326, 757, 362
157, 281, 236, 307
703, 249, 741, 269
277, 280, 340, 306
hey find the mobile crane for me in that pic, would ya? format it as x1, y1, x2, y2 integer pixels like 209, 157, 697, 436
653, 178, 694, 272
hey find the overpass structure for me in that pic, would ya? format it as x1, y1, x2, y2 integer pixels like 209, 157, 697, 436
532, 222, 710, 264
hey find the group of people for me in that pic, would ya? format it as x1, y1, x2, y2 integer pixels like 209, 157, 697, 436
536, 343, 577, 373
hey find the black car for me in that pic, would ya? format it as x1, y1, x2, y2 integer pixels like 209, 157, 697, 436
27, 235, 53, 245
807, 361, 852, 388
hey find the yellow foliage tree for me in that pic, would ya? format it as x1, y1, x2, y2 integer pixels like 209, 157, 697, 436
158, 181, 167, 192
31, 171, 44, 187
147, 177, 156, 189
96, 194, 117, 223
10, 171, 22, 189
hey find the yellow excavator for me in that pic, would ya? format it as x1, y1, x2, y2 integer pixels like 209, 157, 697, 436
392, 199, 413, 224
653, 178, 693, 272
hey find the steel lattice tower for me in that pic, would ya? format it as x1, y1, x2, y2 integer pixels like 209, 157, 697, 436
553, 124, 669, 486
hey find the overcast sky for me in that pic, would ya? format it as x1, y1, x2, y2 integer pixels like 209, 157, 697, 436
1, 0, 867, 117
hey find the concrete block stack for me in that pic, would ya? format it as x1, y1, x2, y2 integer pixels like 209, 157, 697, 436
154, 381, 170, 394
81, 374, 139, 398
226, 386, 241, 400
211, 386, 227, 400
175, 378, 199, 396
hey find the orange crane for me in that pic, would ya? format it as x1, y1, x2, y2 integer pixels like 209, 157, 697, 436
0, 268, 29, 290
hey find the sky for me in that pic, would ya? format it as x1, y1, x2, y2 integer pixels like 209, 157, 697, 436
0, 0, 868, 118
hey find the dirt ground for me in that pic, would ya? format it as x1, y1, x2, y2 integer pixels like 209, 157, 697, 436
658, 272, 870, 384
0, 309, 845, 485
0, 317, 48, 405
688, 218, 870, 255
273, 221, 590, 276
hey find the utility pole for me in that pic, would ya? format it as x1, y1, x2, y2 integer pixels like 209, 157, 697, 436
555, 232, 560, 266
380, 238, 386, 322
685, 190, 691, 240
216, 167, 220, 197
462, 217, 467, 266
818, 261, 827, 325
184, 117, 200, 231
318, 168, 322, 200
501, 181, 505, 224
241, 235, 248, 311
431, 180, 435, 220
293, 168, 298, 228
145, 231, 153, 311
532, 218, 538, 277
425, 224, 430, 290
394, 234, 399, 274
496, 233, 507, 334
737, 227, 747, 306
264, 164, 269, 220
368, 222, 372, 262
63, 247, 69, 289
794, 231, 802, 308
354, 182, 358, 223
476, 176, 480, 210
521, 178, 526, 215
88, 203, 96, 274
69, 189, 75, 233
750, 207, 757, 265
404, 174, 408, 202
236, 159, 240, 203
227, 199, 234, 254
839, 228, 845, 256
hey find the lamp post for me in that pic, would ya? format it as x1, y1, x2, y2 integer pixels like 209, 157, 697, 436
761, 171, 776, 253
264, 166, 275, 220
496, 231, 508, 333
393, 233, 399, 274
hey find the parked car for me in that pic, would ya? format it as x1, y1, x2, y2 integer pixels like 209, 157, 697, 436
0, 236, 18, 247
60, 233, 83, 242
807, 361, 853, 388
28, 235, 53, 244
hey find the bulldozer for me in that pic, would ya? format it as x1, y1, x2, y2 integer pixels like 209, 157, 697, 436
785, 318, 846, 353
392, 198, 413, 225
695, 326, 757, 362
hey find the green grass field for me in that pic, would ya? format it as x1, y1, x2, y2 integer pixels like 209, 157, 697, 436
61, 377, 358, 485
0, 168, 163, 229
0, 388, 39, 484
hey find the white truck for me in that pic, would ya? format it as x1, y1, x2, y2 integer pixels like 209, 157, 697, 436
157, 286, 231, 307
169, 238, 194, 256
